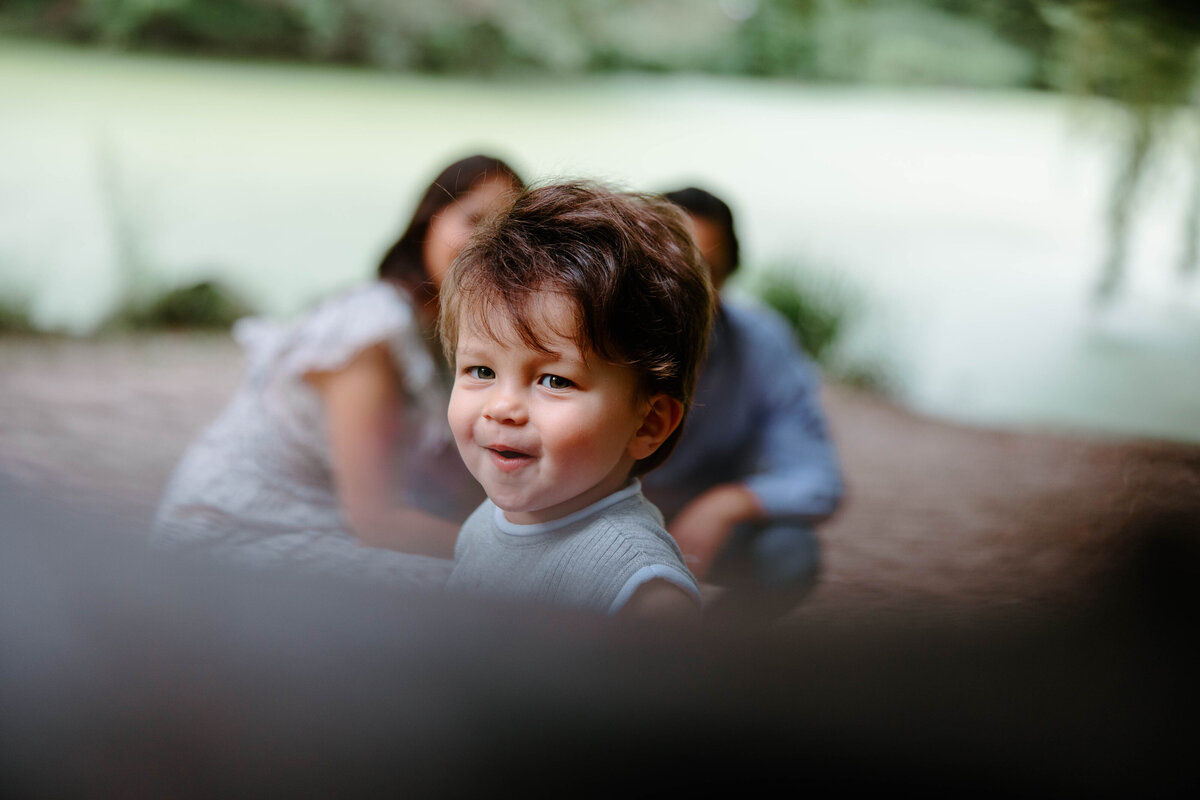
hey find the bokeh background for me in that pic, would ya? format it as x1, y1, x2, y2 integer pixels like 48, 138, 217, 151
5, 11, 1200, 793
3, 0, 1199, 442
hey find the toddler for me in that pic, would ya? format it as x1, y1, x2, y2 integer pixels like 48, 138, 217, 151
439, 182, 715, 618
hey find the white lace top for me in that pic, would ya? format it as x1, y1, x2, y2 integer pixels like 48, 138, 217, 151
151, 282, 479, 588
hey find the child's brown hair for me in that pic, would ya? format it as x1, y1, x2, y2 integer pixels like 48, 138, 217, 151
439, 181, 715, 475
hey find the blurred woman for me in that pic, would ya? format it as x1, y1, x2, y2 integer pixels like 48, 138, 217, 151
152, 155, 523, 587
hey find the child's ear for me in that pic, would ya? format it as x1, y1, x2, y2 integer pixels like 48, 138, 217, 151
628, 394, 684, 461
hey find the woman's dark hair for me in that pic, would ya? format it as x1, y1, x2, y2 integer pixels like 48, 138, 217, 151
440, 182, 716, 476
663, 186, 740, 276
377, 154, 523, 296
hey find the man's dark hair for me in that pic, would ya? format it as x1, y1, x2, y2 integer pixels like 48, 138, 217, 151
663, 186, 740, 276
440, 181, 715, 476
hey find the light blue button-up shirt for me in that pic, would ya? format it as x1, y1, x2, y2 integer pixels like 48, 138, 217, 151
642, 297, 844, 523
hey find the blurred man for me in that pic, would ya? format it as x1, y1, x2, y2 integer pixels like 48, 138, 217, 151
643, 187, 844, 622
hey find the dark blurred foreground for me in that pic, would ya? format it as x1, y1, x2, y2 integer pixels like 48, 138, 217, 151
2, 474, 1197, 798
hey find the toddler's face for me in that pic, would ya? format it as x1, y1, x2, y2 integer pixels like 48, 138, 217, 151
448, 293, 650, 525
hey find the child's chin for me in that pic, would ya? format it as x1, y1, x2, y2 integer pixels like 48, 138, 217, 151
490, 494, 532, 515
496, 500, 555, 524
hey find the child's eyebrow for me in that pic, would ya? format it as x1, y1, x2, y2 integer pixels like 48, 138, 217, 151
539, 345, 589, 365
453, 343, 492, 361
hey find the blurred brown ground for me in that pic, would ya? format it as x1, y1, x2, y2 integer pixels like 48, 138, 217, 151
2, 332, 1197, 626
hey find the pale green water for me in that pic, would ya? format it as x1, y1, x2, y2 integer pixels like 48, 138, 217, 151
3, 39, 1199, 443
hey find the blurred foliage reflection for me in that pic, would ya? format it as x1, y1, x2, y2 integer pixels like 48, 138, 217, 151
1041, 0, 1200, 301
0, 1, 1047, 82
0, 2, 1191, 96
4, 0, 1200, 306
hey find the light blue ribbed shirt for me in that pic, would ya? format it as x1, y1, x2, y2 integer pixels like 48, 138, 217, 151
448, 481, 701, 615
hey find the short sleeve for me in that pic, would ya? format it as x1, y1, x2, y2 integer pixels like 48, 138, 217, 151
234, 282, 434, 396
229, 281, 450, 460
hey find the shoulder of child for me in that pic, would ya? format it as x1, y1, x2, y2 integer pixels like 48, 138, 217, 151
618, 578, 701, 622
591, 502, 702, 612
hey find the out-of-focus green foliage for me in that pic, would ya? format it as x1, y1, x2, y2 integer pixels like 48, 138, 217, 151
0, 0, 717, 71
0, 283, 254, 335
0, 1, 1190, 94
929, 0, 1056, 86
737, 262, 893, 393
6, 0, 1200, 305
91, 134, 257, 332
1038, 0, 1200, 301
0, 296, 37, 333
712, 0, 820, 76
103, 280, 254, 331
748, 265, 848, 364
0, 0, 1042, 85
812, 0, 1040, 87
5, 0, 307, 55
1041, 0, 1200, 104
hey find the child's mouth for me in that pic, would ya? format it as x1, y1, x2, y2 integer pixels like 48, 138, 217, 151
488, 446, 533, 464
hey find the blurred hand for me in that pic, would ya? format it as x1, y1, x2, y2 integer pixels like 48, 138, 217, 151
667, 483, 764, 581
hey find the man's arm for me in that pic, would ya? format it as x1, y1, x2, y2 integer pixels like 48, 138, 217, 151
668, 304, 843, 579
668, 483, 764, 581
733, 304, 843, 520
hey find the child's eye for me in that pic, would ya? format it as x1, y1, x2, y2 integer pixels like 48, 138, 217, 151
465, 366, 495, 380
538, 374, 574, 390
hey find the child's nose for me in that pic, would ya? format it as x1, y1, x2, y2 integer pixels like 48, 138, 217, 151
483, 384, 527, 424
